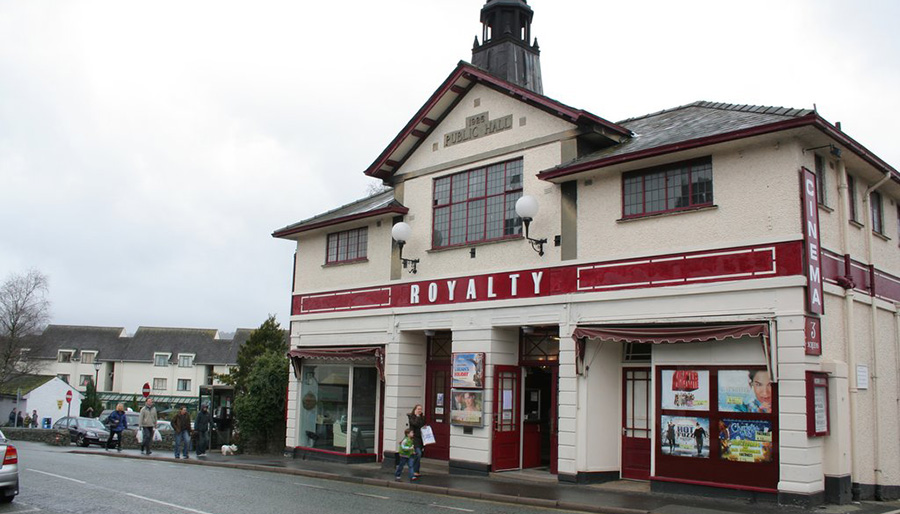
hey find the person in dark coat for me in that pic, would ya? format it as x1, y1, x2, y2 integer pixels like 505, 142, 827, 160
407, 404, 426, 478
172, 406, 192, 459
106, 403, 128, 452
7, 409, 14, 427
16, 411, 23, 427
194, 404, 212, 457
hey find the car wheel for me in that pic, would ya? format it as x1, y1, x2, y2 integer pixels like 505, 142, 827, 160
76, 434, 87, 447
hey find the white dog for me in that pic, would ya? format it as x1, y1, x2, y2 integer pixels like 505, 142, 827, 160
221, 444, 238, 456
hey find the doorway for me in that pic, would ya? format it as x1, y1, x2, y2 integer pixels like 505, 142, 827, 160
424, 332, 451, 461
621, 367, 651, 480
492, 365, 521, 471
522, 366, 557, 472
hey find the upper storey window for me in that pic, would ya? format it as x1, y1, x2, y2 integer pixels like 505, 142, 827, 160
326, 227, 368, 264
623, 157, 713, 218
433, 159, 523, 248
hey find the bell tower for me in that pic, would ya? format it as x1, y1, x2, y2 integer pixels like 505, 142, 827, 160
472, 0, 543, 94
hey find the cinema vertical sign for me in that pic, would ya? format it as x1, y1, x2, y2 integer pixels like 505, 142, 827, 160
801, 167, 824, 354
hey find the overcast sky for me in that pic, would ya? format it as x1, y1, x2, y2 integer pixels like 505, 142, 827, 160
1, 1, 898, 334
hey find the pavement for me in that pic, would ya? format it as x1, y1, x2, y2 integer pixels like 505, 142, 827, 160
70, 447, 900, 514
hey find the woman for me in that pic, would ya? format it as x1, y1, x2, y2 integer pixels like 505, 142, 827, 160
407, 404, 426, 478
736, 370, 773, 413
106, 403, 128, 452
463, 392, 479, 412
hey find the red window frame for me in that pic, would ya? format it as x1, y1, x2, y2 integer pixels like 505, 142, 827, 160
621, 157, 714, 219
325, 227, 368, 265
432, 159, 523, 249
806, 371, 829, 437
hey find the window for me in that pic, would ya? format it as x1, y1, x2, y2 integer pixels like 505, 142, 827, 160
57, 351, 74, 363
623, 157, 713, 218
57, 374, 70, 383
177, 379, 191, 391
623, 342, 652, 362
154, 353, 169, 367
81, 352, 95, 365
178, 354, 194, 368
299, 363, 379, 454
152, 378, 167, 390
432, 159, 523, 248
326, 227, 368, 264
848, 174, 858, 222
871, 191, 884, 235
815, 154, 827, 206
79, 375, 92, 387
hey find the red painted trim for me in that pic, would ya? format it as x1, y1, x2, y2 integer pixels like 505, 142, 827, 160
538, 113, 900, 183
450, 85, 467, 95
272, 206, 408, 239
411, 129, 427, 138
293, 446, 375, 458
806, 371, 829, 437
421, 118, 437, 127
651, 475, 777, 495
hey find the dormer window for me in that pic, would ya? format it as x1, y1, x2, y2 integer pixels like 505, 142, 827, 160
58, 350, 75, 363
154, 353, 170, 367
178, 354, 194, 368
81, 352, 96, 365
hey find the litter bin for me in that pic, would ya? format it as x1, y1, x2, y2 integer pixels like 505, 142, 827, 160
42, 417, 51, 429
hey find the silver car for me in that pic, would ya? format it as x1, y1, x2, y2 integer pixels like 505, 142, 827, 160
0, 430, 18, 502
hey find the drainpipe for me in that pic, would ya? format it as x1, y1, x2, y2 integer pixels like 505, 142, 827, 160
863, 171, 891, 491
836, 160, 859, 484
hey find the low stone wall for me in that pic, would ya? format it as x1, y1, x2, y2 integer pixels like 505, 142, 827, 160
3, 427, 176, 449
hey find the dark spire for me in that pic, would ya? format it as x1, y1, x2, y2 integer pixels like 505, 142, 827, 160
471, 0, 543, 94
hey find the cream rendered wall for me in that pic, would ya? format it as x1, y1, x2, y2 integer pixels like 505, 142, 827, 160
578, 140, 805, 261
118, 361, 206, 400
578, 340, 623, 474
293, 218, 394, 294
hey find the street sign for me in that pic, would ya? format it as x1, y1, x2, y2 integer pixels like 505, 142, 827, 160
65, 390, 72, 404
142, 383, 151, 398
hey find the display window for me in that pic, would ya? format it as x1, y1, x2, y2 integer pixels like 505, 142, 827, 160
298, 363, 379, 455
656, 366, 778, 490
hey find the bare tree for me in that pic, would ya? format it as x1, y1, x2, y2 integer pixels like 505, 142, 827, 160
0, 269, 50, 388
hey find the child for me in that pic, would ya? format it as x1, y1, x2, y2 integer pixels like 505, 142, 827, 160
395, 428, 418, 481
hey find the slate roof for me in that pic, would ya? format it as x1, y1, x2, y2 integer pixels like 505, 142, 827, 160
0, 375, 55, 396
26, 325, 247, 366
538, 101, 816, 179
273, 189, 407, 239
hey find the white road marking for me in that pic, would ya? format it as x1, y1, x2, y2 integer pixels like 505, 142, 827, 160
430, 505, 474, 512
353, 492, 389, 500
294, 482, 326, 489
28, 469, 86, 484
126, 493, 216, 514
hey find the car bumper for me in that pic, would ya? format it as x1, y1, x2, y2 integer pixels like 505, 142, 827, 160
0, 465, 19, 496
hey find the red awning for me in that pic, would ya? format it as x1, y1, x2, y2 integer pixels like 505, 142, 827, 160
572, 323, 769, 345
287, 346, 384, 381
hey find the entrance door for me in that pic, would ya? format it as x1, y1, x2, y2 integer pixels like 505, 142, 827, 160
492, 365, 521, 471
622, 368, 651, 480
425, 363, 450, 460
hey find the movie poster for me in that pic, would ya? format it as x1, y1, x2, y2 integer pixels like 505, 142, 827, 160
660, 370, 710, 411
452, 353, 485, 388
450, 388, 484, 427
718, 419, 773, 462
718, 369, 773, 413
660, 416, 710, 458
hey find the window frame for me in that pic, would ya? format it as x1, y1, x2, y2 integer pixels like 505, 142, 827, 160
325, 226, 368, 265
847, 174, 858, 222
871, 190, 884, 235
57, 350, 74, 363
177, 354, 195, 368
152, 378, 167, 391
431, 158, 524, 249
621, 157, 714, 219
814, 154, 828, 206
176, 378, 191, 392
80, 352, 96, 365
79, 375, 92, 387
154, 353, 170, 367
57, 374, 70, 384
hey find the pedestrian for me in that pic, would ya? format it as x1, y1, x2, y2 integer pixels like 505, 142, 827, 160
105, 403, 127, 452
693, 422, 707, 456
407, 404, 426, 478
195, 403, 212, 457
31, 410, 39, 428
665, 421, 676, 453
7, 409, 14, 427
16, 411, 23, 428
395, 428, 418, 482
172, 406, 192, 459
139, 398, 157, 455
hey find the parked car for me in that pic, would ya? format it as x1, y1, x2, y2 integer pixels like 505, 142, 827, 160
53, 417, 109, 447
99, 410, 140, 433
155, 420, 173, 433
0, 430, 18, 503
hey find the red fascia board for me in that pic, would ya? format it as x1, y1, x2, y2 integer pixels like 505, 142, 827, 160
538, 113, 899, 182
272, 206, 409, 239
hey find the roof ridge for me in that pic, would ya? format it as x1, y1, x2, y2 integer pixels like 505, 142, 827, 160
618, 100, 813, 124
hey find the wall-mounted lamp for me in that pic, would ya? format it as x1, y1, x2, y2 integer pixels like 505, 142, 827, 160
804, 144, 842, 158
515, 195, 547, 256
391, 222, 419, 274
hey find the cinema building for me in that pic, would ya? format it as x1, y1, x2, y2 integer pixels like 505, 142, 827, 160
273, 0, 900, 505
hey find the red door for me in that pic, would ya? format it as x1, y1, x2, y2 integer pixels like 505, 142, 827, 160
425, 363, 451, 460
492, 365, 521, 471
622, 368, 651, 480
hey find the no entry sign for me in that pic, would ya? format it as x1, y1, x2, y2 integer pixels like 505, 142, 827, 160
142, 383, 151, 398
65, 390, 72, 404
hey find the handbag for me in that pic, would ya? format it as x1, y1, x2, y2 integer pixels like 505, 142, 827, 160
420, 425, 436, 445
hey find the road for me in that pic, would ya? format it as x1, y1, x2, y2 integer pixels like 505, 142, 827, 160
2, 441, 576, 514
